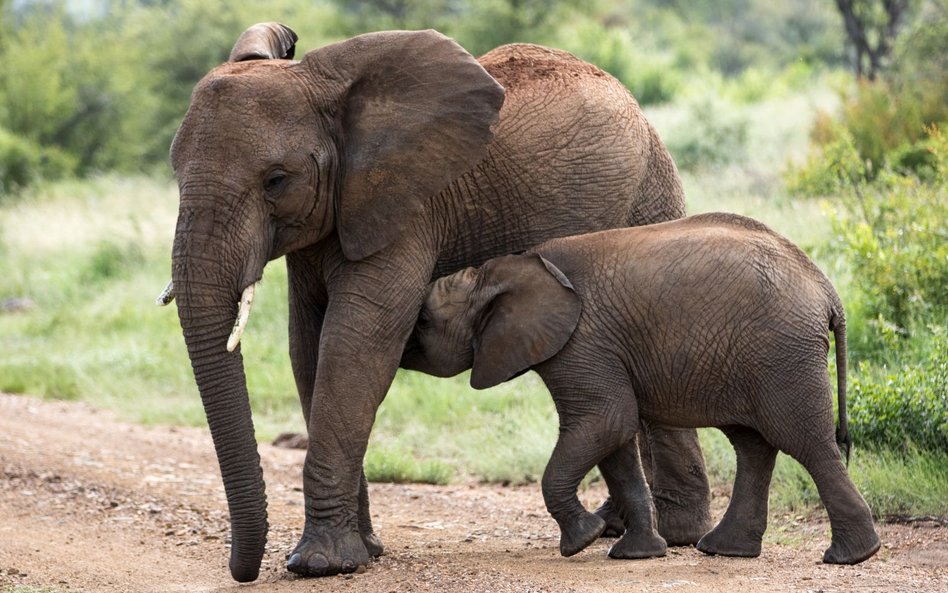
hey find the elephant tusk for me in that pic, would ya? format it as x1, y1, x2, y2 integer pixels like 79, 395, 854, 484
155, 280, 175, 306
227, 283, 257, 352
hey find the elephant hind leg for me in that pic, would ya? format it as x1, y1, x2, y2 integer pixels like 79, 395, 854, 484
697, 426, 777, 558
644, 420, 713, 546
779, 436, 880, 564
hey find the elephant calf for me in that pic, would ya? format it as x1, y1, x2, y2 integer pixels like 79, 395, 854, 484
402, 212, 881, 565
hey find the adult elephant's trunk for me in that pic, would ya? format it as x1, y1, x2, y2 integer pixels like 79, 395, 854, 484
172, 236, 268, 582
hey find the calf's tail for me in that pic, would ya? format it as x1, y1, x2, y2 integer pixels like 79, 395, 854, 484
830, 306, 852, 466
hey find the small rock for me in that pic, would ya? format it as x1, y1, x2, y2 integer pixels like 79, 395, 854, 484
1, 297, 36, 314
272, 432, 308, 449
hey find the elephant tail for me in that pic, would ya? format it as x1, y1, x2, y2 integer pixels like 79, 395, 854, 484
830, 306, 852, 466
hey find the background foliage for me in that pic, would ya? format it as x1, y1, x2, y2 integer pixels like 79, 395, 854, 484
0, 0, 945, 518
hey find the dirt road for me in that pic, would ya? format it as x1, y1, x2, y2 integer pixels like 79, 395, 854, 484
0, 393, 944, 592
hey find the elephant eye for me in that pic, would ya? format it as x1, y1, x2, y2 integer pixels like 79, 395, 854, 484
264, 172, 288, 194
417, 308, 431, 329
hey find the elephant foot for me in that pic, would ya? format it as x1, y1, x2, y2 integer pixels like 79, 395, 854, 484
822, 530, 881, 565
608, 528, 667, 559
287, 526, 370, 577
654, 489, 713, 546
695, 524, 762, 558
593, 497, 626, 538
361, 531, 384, 558
558, 511, 606, 557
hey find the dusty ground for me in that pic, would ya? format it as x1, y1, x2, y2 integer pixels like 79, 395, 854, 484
0, 393, 945, 593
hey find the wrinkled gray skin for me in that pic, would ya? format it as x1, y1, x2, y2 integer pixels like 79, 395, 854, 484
402, 213, 882, 565
167, 22, 711, 581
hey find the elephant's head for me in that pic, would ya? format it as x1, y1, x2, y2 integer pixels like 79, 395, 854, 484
161, 23, 504, 581
402, 254, 581, 389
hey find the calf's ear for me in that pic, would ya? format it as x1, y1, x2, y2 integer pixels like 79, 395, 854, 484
470, 255, 581, 389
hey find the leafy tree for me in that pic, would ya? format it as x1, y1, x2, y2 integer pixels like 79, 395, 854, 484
834, 0, 914, 80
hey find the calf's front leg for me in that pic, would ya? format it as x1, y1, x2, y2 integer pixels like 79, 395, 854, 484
598, 437, 667, 559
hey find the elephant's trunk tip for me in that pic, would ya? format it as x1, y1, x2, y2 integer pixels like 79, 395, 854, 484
226, 283, 257, 352
156, 280, 175, 306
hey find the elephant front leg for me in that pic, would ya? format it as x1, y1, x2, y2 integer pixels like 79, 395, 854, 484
542, 424, 608, 557
286, 255, 383, 560
286, 250, 432, 577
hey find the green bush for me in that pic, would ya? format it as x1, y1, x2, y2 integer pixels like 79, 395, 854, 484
786, 2, 947, 189
0, 128, 76, 198
823, 130, 947, 340
665, 98, 748, 171
554, 19, 679, 105
848, 339, 948, 452
0, 127, 41, 194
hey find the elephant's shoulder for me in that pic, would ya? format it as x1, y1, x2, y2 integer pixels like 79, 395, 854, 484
478, 43, 609, 89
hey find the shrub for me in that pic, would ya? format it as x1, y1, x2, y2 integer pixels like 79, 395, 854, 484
665, 98, 748, 171
824, 129, 947, 339
0, 127, 41, 194
848, 339, 948, 452
554, 20, 679, 105
80, 241, 146, 284
0, 128, 76, 199
786, 2, 947, 190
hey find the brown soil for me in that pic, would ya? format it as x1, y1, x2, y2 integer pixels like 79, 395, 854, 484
1, 393, 945, 593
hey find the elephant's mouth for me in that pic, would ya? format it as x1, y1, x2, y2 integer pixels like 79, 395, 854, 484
156, 280, 259, 352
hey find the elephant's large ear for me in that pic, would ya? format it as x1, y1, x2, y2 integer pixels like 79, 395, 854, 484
470, 255, 581, 389
303, 30, 505, 261
229, 22, 298, 62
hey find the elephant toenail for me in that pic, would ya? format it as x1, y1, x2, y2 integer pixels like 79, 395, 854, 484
309, 553, 330, 571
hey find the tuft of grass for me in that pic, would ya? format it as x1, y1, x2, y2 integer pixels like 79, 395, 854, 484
850, 447, 948, 519
364, 445, 454, 485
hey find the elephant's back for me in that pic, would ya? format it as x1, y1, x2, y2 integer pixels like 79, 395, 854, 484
478, 44, 615, 91
431, 44, 682, 279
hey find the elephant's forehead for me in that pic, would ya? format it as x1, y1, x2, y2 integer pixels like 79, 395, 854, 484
190, 65, 308, 126
171, 64, 318, 170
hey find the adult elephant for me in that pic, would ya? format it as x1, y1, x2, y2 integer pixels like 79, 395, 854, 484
161, 22, 711, 581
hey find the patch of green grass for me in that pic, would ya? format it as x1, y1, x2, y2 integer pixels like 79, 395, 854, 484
0, 175, 303, 439
371, 370, 558, 485
364, 445, 454, 485
850, 447, 948, 518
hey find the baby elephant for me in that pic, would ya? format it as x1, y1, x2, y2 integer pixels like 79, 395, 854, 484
402, 212, 880, 565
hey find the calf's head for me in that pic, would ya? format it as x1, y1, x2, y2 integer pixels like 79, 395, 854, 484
402, 254, 581, 388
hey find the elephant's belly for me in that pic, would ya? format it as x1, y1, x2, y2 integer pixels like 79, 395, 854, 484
637, 392, 753, 431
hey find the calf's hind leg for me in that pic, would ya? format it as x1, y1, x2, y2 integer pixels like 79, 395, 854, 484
778, 434, 880, 564
697, 426, 777, 557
